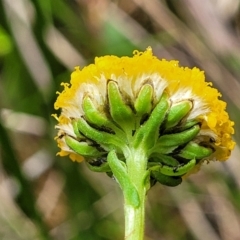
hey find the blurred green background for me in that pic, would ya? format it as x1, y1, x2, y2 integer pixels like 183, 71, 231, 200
0, 0, 240, 239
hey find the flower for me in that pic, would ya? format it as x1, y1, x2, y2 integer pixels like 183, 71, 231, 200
53, 47, 235, 186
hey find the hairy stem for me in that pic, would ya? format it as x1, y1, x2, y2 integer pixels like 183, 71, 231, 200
124, 149, 148, 240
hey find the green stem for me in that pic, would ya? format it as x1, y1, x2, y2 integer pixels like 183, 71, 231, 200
124, 149, 148, 240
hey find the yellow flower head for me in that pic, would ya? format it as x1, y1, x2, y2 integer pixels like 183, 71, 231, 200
53, 47, 235, 182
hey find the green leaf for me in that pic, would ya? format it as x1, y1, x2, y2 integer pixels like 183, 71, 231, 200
178, 141, 213, 159
151, 158, 196, 176
133, 92, 169, 149
86, 161, 111, 172
108, 80, 135, 133
82, 96, 125, 138
165, 100, 192, 130
65, 136, 103, 157
134, 83, 153, 116
77, 118, 127, 152
150, 154, 179, 167
156, 124, 200, 148
151, 171, 182, 187
107, 151, 140, 207
82, 96, 112, 127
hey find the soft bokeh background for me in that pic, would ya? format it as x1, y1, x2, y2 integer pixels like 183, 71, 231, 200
0, 0, 240, 239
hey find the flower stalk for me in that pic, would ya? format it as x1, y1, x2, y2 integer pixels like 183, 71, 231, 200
124, 150, 148, 240
53, 47, 235, 239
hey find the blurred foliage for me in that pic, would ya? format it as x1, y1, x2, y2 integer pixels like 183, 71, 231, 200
0, 0, 240, 239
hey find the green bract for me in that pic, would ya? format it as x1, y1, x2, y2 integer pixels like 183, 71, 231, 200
64, 80, 214, 187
